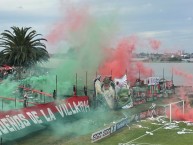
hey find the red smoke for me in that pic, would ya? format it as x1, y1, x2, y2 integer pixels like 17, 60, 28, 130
135, 62, 153, 78
98, 36, 152, 83
167, 104, 193, 122
98, 37, 136, 78
46, 5, 88, 44
149, 39, 161, 50
46, 1, 160, 85
166, 68, 193, 122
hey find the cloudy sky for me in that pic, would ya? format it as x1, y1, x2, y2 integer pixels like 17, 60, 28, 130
0, 0, 193, 53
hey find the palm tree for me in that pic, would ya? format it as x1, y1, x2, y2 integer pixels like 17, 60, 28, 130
0, 26, 49, 78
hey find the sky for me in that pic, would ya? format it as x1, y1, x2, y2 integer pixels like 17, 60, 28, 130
0, 0, 193, 53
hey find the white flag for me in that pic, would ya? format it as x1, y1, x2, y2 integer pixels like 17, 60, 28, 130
114, 74, 128, 88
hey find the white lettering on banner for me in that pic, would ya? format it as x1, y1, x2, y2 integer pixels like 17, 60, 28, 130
68, 103, 74, 115
0, 121, 9, 135
40, 108, 56, 122
55, 104, 68, 117
111, 124, 116, 133
0, 114, 32, 135
0, 100, 90, 136
47, 108, 56, 121
55, 100, 90, 117
91, 130, 103, 142
73, 102, 81, 113
78, 102, 85, 112
18, 114, 31, 127
4, 115, 20, 131
26, 111, 42, 124
12, 115, 26, 129
1, 118, 15, 132
31, 111, 43, 124
102, 127, 111, 137
116, 118, 128, 130
84, 101, 90, 112
40, 110, 50, 121
91, 109, 164, 143
91, 127, 111, 142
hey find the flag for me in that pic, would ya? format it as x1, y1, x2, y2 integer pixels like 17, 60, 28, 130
146, 77, 160, 85
114, 74, 128, 88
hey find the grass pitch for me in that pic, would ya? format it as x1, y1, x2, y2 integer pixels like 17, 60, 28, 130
64, 117, 193, 145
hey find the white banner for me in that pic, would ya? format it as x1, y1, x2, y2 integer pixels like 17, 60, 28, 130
91, 126, 111, 142
146, 77, 160, 85
116, 117, 128, 130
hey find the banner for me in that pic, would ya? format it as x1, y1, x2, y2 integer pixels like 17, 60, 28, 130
91, 109, 165, 143
0, 96, 90, 136
116, 117, 128, 131
148, 84, 160, 94
91, 126, 111, 142
145, 77, 160, 85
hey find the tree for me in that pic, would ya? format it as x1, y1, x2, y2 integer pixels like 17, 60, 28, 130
0, 26, 49, 78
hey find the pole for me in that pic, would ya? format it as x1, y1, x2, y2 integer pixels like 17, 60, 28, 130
164, 106, 167, 117
170, 104, 172, 123
182, 100, 185, 114
139, 69, 140, 80
56, 75, 57, 97
163, 68, 165, 89
111, 70, 112, 76
171, 68, 174, 83
1, 99, 3, 111
126, 69, 128, 85
86, 71, 87, 89
76, 73, 78, 89
15, 95, 16, 108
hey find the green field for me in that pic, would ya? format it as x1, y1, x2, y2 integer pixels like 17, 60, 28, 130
64, 117, 193, 145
